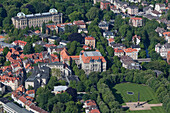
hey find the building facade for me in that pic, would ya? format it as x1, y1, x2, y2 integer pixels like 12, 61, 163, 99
129, 17, 142, 27
12, 8, 63, 29
79, 50, 106, 75
85, 36, 96, 49
124, 48, 138, 59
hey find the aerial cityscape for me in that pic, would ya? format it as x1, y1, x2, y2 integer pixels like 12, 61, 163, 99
0, 0, 169, 113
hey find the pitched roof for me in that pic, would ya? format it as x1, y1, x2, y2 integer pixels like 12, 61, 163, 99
85, 36, 95, 40
73, 20, 85, 25
90, 109, 100, 113
13, 40, 27, 46
80, 50, 106, 63
130, 17, 142, 20
19, 96, 27, 103
85, 100, 97, 106
108, 38, 115, 43
114, 48, 124, 53
124, 48, 137, 53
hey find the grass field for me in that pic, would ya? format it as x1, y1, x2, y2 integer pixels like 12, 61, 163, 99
113, 83, 165, 113
113, 83, 159, 104
126, 107, 165, 113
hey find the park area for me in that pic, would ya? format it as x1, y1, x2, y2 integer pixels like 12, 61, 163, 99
113, 83, 165, 113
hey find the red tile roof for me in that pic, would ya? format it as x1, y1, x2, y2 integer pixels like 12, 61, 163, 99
13, 40, 27, 46
81, 50, 106, 63
35, 30, 40, 34
108, 38, 115, 43
85, 36, 95, 40
114, 48, 124, 53
57, 23, 73, 27
131, 17, 142, 20
19, 96, 27, 103
26, 90, 35, 95
83, 45, 92, 50
90, 109, 100, 113
85, 100, 97, 106
73, 20, 85, 25
132, 35, 141, 40
0, 35, 4, 38
124, 48, 137, 53
163, 32, 170, 36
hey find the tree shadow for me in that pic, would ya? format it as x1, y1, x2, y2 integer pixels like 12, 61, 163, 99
112, 88, 124, 104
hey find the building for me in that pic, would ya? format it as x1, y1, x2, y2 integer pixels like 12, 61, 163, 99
12, 8, 63, 29
167, 51, 170, 64
103, 31, 114, 39
151, 10, 162, 17
114, 48, 124, 57
128, 0, 141, 3
73, 20, 86, 29
0, 75, 20, 90
51, 86, 68, 94
155, 3, 166, 13
163, 32, 170, 43
143, 6, 153, 14
98, 20, 109, 30
0, 98, 32, 113
83, 100, 100, 113
127, 6, 138, 15
85, 36, 95, 49
124, 48, 138, 59
120, 56, 141, 70
0, 83, 5, 95
129, 17, 142, 27
155, 43, 170, 58
155, 27, 166, 37
108, 38, 115, 46
79, 50, 106, 75
25, 65, 50, 90
110, 43, 126, 50
12, 40, 27, 49
100, 1, 111, 10
132, 35, 141, 45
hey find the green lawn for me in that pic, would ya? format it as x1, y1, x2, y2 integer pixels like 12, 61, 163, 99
126, 107, 165, 113
113, 83, 159, 104
113, 83, 165, 113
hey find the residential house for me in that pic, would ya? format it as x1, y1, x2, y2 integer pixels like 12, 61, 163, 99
0, 75, 20, 90
78, 28, 88, 33
83, 45, 92, 50
51, 86, 68, 94
163, 32, 170, 43
151, 10, 162, 17
143, 6, 153, 14
60, 48, 80, 66
47, 36, 61, 44
127, 6, 138, 15
141, 1, 148, 6
132, 35, 141, 45
73, 20, 86, 29
103, 31, 114, 39
110, 43, 126, 50
108, 38, 115, 46
98, 20, 109, 30
100, 1, 111, 10
128, 0, 140, 3
47, 44, 65, 54
12, 40, 27, 49
114, 0, 129, 10
124, 48, 138, 59
155, 43, 170, 58
0, 83, 5, 95
155, 27, 166, 37
85, 36, 95, 49
131, 45, 141, 52
129, 17, 142, 27
32, 41, 47, 47
56, 22, 73, 33
25, 65, 50, 90
110, 5, 120, 13
114, 48, 124, 57
79, 50, 106, 75
155, 3, 166, 13
120, 56, 141, 70
83, 100, 100, 113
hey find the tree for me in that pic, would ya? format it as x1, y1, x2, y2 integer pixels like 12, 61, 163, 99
23, 43, 34, 54
52, 102, 65, 113
68, 11, 83, 22
106, 46, 114, 57
66, 87, 77, 102
42, 22, 46, 34
4, 61, 11, 66
3, 47, 9, 56
86, 7, 100, 20
34, 45, 44, 53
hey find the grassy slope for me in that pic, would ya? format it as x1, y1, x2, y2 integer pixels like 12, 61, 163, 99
113, 83, 165, 113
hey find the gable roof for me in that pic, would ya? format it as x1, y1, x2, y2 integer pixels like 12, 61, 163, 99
124, 48, 137, 53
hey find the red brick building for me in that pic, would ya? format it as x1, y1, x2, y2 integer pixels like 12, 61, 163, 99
100, 1, 111, 10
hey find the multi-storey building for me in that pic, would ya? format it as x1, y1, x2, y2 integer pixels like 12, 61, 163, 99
124, 48, 138, 59
79, 50, 106, 75
129, 17, 142, 27
85, 36, 95, 49
12, 8, 63, 29
155, 43, 170, 58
